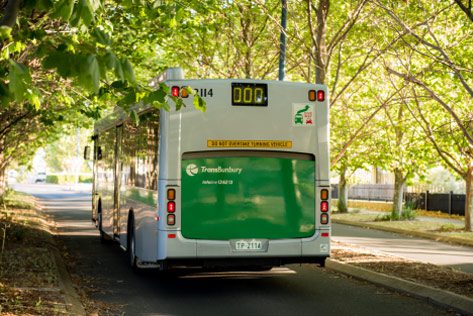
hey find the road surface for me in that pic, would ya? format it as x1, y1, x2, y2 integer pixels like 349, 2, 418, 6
14, 184, 459, 316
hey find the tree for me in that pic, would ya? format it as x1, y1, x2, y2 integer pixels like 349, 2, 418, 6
377, 0, 473, 230
158, 0, 281, 79
0, 0, 205, 195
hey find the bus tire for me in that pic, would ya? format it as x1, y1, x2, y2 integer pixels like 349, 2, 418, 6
98, 209, 106, 244
127, 214, 139, 271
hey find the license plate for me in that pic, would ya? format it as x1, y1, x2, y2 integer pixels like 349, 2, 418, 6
231, 239, 268, 252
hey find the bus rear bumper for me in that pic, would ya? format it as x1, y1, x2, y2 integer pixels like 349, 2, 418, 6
153, 229, 330, 269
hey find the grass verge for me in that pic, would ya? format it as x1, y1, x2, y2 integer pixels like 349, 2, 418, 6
332, 211, 473, 246
0, 189, 68, 315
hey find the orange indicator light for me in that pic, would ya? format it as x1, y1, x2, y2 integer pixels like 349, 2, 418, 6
167, 188, 176, 201
321, 189, 329, 201
309, 90, 316, 101
181, 87, 189, 98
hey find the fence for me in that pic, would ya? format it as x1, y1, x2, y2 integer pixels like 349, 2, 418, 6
331, 184, 394, 201
331, 184, 465, 216
404, 192, 465, 216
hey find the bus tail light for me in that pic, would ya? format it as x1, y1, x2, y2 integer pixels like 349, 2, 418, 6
167, 214, 176, 225
167, 201, 176, 213
171, 86, 180, 97
167, 188, 176, 200
320, 188, 329, 212
308, 90, 316, 101
321, 201, 329, 212
181, 87, 189, 98
317, 90, 325, 101
321, 213, 329, 225
167, 188, 176, 225
321, 189, 329, 200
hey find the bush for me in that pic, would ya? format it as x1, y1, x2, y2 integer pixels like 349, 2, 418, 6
45, 175, 58, 184
45, 175, 92, 184
375, 204, 416, 221
79, 176, 92, 183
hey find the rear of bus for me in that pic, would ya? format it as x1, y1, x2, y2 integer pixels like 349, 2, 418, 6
157, 79, 330, 268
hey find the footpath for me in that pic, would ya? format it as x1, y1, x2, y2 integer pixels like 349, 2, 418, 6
330, 208, 473, 316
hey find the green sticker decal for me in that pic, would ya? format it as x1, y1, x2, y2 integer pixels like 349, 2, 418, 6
181, 156, 315, 240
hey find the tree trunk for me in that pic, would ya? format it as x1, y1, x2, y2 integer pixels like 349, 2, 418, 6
0, 0, 21, 27
392, 168, 405, 218
315, 0, 329, 84
337, 167, 348, 213
0, 167, 6, 197
465, 161, 473, 232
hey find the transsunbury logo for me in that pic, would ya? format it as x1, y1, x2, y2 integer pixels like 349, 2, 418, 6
186, 164, 199, 176
186, 163, 242, 176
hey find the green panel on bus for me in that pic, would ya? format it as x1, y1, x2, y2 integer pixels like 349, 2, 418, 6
181, 156, 315, 240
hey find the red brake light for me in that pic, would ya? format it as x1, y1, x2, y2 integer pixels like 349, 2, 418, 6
167, 201, 176, 213
171, 86, 180, 97
317, 90, 325, 101
321, 201, 329, 212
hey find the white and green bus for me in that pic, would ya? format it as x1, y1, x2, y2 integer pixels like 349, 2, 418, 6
89, 68, 330, 270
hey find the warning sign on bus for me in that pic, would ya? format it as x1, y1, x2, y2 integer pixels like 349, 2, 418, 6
207, 140, 293, 149
293, 103, 315, 126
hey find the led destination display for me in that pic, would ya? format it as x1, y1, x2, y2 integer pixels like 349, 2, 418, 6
231, 83, 268, 107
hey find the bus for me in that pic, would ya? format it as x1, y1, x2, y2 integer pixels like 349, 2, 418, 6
89, 68, 330, 270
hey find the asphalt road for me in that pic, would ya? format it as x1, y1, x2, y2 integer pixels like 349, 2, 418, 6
15, 184, 459, 316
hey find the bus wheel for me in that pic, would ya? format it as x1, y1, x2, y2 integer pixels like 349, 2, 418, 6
127, 216, 138, 271
98, 211, 106, 244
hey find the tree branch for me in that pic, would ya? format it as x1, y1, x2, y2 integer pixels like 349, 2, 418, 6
405, 88, 465, 177
331, 88, 401, 167
386, 66, 473, 146
454, 0, 473, 22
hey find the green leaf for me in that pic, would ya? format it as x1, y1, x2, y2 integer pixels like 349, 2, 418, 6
118, 90, 137, 108
8, 60, 31, 102
92, 28, 111, 46
51, 0, 75, 21
43, 51, 75, 77
144, 89, 166, 106
174, 98, 185, 111
121, 58, 135, 84
78, 55, 100, 93
70, 0, 94, 27
26, 90, 41, 109
130, 109, 140, 126
193, 94, 206, 112
0, 26, 12, 41
114, 59, 124, 81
